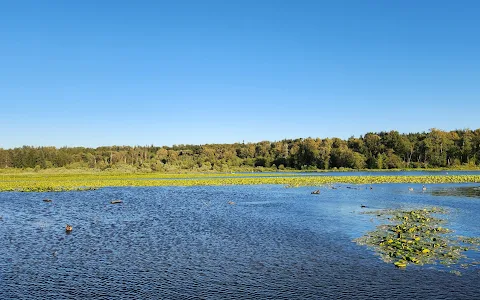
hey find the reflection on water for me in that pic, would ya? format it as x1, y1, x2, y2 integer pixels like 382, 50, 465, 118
431, 186, 480, 198
0, 184, 479, 299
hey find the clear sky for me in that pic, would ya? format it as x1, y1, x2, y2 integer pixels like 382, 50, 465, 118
1, 1, 479, 149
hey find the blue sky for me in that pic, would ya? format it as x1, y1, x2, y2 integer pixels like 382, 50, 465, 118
1, 1, 479, 149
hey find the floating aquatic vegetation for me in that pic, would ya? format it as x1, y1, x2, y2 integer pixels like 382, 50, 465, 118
431, 186, 480, 198
0, 173, 480, 192
457, 236, 480, 246
355, 207, 479, 272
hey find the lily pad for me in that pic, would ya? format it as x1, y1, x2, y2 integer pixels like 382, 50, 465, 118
354, 207, 480, 271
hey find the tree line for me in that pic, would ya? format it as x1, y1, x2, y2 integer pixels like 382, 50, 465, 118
1, 128, 480, 172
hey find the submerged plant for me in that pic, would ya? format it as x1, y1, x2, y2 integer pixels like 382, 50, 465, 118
355, 207, 479, 272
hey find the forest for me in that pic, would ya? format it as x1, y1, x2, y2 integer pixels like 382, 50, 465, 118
1, 128, 479, 172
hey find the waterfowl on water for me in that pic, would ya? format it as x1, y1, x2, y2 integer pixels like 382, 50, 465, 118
361, 204, 367, 208
110, 200, 123, 204
43, 199, 52, 202
65, 224, 73, 232
311, 190, 320, 194
422, 185, 427, 191
408, 187, 414, 191
228, 201, 235, 205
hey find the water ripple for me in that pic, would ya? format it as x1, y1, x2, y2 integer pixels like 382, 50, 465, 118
0, 185, 479, 299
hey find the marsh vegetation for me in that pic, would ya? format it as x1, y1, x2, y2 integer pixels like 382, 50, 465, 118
1, 172, 480, 192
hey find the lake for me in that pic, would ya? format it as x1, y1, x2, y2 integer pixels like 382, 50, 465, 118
0, 182, 479, 299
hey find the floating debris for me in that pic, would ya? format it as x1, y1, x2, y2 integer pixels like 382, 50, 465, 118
311, 190, 320, 194
43, 199, 52, 202
110, 200, 123, 204
354, 207, 480, 271
227, 201, 235, 205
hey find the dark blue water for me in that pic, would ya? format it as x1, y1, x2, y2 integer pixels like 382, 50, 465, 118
0, 184, 479, 299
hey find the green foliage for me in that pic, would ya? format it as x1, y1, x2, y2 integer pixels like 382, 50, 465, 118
0, 128, 479, 171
